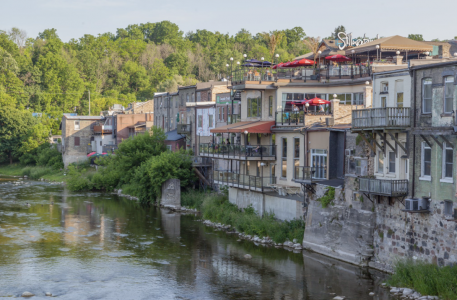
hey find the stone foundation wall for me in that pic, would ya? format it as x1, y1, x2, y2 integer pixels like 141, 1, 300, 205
370, 198, 457, 272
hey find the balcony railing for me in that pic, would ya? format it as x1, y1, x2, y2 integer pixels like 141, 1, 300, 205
359, 178, 408, 197
213, 170, 276, 192
102, 145, 118, 153
352, 107, 410, 129
177, 124, 192, 135
94, 125, 113, 134
191, 156, 212, 166
293, 166, 327, 182
199, 143, 276, 160
320, 64, 371, 80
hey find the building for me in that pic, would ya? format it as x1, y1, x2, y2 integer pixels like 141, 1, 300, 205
93, 116, 116, 154
114, 113, 154, 145
61, 115, 104, 167
164, 129, 186, 152
124, 100, 154, 115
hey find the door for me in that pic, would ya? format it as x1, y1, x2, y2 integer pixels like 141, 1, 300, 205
311, 149, 327, 179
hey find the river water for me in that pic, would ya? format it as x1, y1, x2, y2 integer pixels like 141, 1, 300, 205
0, 177, 393, 300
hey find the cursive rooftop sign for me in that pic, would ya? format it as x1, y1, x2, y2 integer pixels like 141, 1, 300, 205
337, 32, 379, 50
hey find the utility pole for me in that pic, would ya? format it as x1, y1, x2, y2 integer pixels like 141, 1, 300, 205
88, 90, 91, 116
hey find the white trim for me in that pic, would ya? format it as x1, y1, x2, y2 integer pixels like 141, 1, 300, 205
442, 142, 453, 181
440, 178, 453, 183
421, 142, 431, 178
419, 176, 431, 181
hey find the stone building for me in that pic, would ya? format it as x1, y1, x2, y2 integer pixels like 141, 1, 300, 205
125, 100, 154, 114
61, 115, 104, 167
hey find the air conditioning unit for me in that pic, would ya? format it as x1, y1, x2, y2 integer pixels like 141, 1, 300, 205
405, 198, 419, 211
419, 197, 430, 210
326, 118, 334, 127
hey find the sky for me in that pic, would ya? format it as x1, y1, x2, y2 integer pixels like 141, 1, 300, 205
1, 0, 456, 42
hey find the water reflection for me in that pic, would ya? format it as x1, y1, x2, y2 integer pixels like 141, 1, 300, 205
0, 178, 392, 299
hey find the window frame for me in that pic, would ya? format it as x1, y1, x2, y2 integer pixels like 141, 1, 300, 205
422, 78, 432, 114
377, 150, 384, 173
441, 142, 453, 182
420, 141, 432, 180
444, 76, 454, 114
388, 151, 396, 174
74, 120, 80, 130
281, 138, 287, 178
74, 136, 80, 147
269, 96, 273, 116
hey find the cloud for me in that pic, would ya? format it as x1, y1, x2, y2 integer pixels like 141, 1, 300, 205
42, 0, 131, 9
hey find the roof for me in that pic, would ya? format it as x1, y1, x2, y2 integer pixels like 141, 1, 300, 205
165, 129, 186, 141
178, 85, 196, 90
211, 121, 275, 134
64, 116, 104, 120
346, 35, 433, 54
127, 122, 146, 129
294, 39, 346, 60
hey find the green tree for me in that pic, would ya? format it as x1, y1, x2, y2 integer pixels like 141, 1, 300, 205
164, 52, 189, 76
331, 25, 346, 39
408, 34, 424, 41
0, 107, 36, 164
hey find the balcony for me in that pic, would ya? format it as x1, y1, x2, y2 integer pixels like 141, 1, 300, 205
177, 124, 191, 135
213, 170, 276, 192
352, 107, 410, 130
191, 156, 212, 166
199, 143, 276, 160
94, 125, 113, 134
319, 64, 371, 80
102, 145, 117, 153
359, 178, 408, 197
293, 166, 327, 183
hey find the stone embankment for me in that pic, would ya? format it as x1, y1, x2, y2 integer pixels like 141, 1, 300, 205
201, 219, 303, 251
387, 286, 440, 300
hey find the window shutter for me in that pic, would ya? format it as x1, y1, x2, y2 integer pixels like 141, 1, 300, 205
74, 137, 80, 146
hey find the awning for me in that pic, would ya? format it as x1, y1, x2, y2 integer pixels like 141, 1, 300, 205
210, 121, 257, 133
228, 121, 275, 134
346, 35, 434, 55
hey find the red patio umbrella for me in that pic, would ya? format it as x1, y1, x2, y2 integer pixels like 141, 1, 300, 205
282, 61, 292, 68
301, 98, 331, 106
325, 54, 351, 62
290, 58, 315, 67
272, 62, 284, 69
87, 152, 96, 157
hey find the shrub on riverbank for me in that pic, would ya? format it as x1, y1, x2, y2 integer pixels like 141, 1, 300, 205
183, 191, 305, 244
388, 260, 457, 299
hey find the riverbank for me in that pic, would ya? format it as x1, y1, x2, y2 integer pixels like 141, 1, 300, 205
0, 164, 93, 184
181, 190, 305, 245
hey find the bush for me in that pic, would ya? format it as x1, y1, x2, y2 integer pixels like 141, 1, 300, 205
388, 260, 457, 300
66, 164, 94, 191
19, 142, 63, 170
196, 192, 305, 244
317, 187, 335, 208
21, 166, 54, 180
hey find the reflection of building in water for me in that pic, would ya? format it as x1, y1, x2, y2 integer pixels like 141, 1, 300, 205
160, 210, 180, 241
60, 187, 117, 246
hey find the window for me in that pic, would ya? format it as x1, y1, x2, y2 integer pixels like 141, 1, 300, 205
421, 142, 431, 178
269, 96, 273, 116
186, 94, 189, 102
381, 82, 388, 93
74, 121, 80, 130
181, 94, 184, 106
247, 97, 262, 117
222, 107, 225, 121
166, 145, 172, 151
442, 143, 453, 180
294, 138, 300, 177
422, 78, 432, 114
197, 92, 201, 102
74, 136, 80, 146
311, 149, 327, 179
388, 152, 396, 173
198, 115, 203, 128
380, 96, 387, 108
334, 93, 352, 105
282, 138, 287, 178
100, 141, 102, 146
444, 200, 454, 217
353, 93, 364, 105
377, 151, 384, 172
444, 76, 454, 114
191, 93, 194, 102
209, 115, 213, 127
396, 93, 404, 108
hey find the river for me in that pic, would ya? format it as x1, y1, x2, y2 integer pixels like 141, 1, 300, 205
0, 177, 393, 299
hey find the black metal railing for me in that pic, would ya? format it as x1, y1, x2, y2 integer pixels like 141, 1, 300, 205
177, 124, 191, 134
191, 156, 212, 166
293, 166, 327, 182
199, 143, 276, 159
213, 170, 276, 192
274, 111, 330, 126
359, 178, 408, 196
102, 145, 118, 153
352, 107, 411, 129
320, 64, 371, 80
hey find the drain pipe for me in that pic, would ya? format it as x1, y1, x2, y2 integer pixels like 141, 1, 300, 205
411, 69, 416, 198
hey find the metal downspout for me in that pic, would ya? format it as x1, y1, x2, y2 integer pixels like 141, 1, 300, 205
412, 69, 416, 198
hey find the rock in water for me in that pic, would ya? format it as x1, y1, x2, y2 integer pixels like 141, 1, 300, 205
244, 254, 252, 259
333, 296, 345, 300
369, 292, 375, 296
22, 292, 35, 297
402, 288, 414, 295
45, 292, 52, 296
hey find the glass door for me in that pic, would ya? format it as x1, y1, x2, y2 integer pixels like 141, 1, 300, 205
311, 149, 327, 179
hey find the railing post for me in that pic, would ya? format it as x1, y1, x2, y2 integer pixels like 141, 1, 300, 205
351, 64, 354, 79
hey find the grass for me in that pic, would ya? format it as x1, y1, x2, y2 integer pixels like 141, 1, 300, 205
388, 260, 457, 299
0, 164, 80, 183
182, 190, 305, 244
0, 164, 24, 176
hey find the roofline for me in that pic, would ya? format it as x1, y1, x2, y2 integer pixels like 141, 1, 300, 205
373, 68, 410, 77
410, 60, 457, 71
